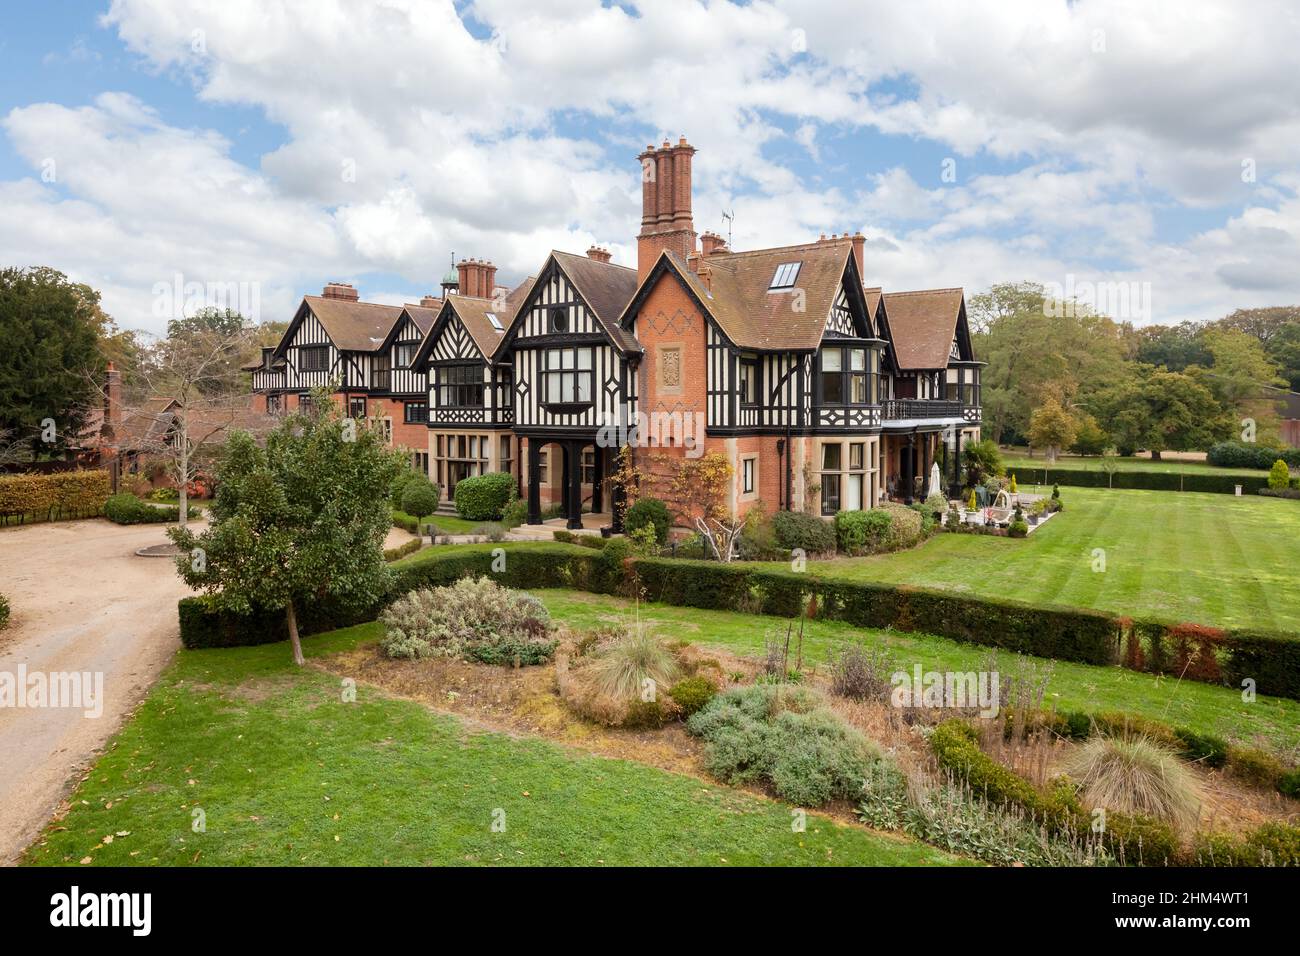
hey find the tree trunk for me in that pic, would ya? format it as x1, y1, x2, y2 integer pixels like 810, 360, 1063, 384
1151, 450, 1162, 460
177, 415, 189, 531
286, 599, 305, 666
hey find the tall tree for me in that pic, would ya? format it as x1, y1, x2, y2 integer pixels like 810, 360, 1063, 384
126, 320, 262, 528
1028, 398, 1078, 463
1196, 328, 1287, 442
0, 266, 104, 455
1094, 367, 1227, 458
170, 393, 402, 665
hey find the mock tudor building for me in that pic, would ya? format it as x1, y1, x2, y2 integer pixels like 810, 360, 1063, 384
246, 280, 442, 468
248, 135, 982, 528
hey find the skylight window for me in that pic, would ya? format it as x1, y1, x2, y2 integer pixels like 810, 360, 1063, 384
486, 312, 504, 331
769, 261, 801, 290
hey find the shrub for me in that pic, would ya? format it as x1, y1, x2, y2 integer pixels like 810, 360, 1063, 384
0, 592, 9, 630
1172, 726, 1229, 768
1268, 459, 1291, 490
923, 491, 948, 515
1065, 735, 1200, 830
668, 675, 718, 717
378, 577, 553, 665
1226, 745, 1286, 789
104, 493, 193, 524
827, 643, 893, 701
834, 509, 891, 555
390, 469, 417, 510
627, 523, 660, 555
962, 438, 1004, 485
737, 501, 781, 560
1007, 518, 1029, 538
501, 497, 529, 529
772, 510, 836, 554
1208, 440, 1300, 470
687, 685, 880, 806
453, 472, 515, 521
400, 477, 440, 520
1278, 769, 1300, 799
624, 497, 670, 544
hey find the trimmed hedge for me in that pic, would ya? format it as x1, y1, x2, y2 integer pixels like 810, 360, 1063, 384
0, 470, 111, 523
104, 493, 197, 525
1010, 464, 1271, 495
1259, 487, 1300, 500
175, 543, 1300, 701
624, 497, 670, 544
1208, 441, 1300, 470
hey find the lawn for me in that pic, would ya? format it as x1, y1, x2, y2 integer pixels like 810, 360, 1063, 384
23, 625, 960, 867
393, 510, 482, 534
1001, 452, 1265, 478
535, 591, 1300, 753
797, 487, 1300, 633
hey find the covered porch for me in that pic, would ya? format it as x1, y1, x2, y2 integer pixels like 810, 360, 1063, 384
519, 432, 620, 531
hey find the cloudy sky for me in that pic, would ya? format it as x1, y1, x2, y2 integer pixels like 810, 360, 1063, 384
2, 0, 1298, 335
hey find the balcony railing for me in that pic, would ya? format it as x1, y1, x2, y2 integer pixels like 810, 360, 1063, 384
881, 399, 963, 420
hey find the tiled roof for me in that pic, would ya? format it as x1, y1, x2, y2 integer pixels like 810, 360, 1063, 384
881, 288, 965, 369
403, 303, 440, 335
301, 295, 404, 352
633, 239, 856, 351
445, 294, 509, 359
551, 251, 640, 351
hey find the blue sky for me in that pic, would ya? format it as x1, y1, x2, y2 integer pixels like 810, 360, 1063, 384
2, 0, 1297, 335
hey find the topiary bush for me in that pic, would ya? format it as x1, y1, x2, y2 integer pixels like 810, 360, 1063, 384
624, 497, 670, 544
453, 472, 515, 521
772, 510, 836, 554
0, 592, 9, 630
1268, 459, 1291, 490
390, 469, 418, 510
400, 476, 440, 522
378, 576, 554, 664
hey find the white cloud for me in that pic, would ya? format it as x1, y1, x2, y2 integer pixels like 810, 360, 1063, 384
0, 0, 1293, 334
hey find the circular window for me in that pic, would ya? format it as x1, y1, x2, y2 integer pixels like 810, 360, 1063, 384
550, 306, 568, 333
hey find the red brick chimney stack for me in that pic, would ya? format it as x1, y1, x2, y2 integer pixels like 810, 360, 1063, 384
851, 231, 865, 278
455, 259, 498, 298
322, 282, 359, 301
636, 136, 698, 281
419, 294, 441, 308
105, 362, 122, 428
700, 231, 727, 256
586, 246, 612, 263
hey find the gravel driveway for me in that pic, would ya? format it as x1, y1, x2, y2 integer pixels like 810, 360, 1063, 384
0, 519, 201, 863
0, 518, 417, 864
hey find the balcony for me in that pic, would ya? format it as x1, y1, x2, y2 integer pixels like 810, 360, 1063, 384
881, 399, 963, 421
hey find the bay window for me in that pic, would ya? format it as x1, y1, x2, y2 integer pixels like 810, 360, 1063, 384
437, 364, 484, 408
543, 347, 593, 405
819, 345, 878, 405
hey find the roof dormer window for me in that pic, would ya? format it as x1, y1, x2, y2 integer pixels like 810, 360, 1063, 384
769, 262, 801, 290
486, 312, 504, 331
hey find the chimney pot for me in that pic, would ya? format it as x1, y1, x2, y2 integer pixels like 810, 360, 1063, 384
322, 282, 359, 301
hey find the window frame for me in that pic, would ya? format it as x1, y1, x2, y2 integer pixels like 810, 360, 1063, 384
738, 357, 759, 406
404, 401, 428, 424
436, 362, 485, 408
541, 346, 595, 408
298, 345, 328, 373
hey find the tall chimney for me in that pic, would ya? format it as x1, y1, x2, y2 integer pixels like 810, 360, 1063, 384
851, 231, 865, 278
322, 282, 359, 301
586, 245, 612, 263
419, 294, 441, 308
457, 259, 476, 297
636, 136, 698, 281
482, 260, 497, 298
105, 362, 122, 428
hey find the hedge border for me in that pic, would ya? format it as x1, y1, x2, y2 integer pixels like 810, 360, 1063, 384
1007, 465, 1271, 495
176, 543, 1300, 701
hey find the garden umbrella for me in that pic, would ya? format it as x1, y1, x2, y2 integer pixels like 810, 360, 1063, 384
927, 461, 943, 499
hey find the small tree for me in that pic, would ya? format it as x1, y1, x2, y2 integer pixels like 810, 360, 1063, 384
1100, 448, 1120, 489
401, 476, 440, 530
658, 452, 743, 561
1028, 398, 1077, 464
1268, 459, 1291, 490
169, 393, 402, 665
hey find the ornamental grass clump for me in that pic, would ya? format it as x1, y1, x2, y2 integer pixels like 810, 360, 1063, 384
1065, 734, 1201, 831
557, 624, 692, 727
379, 576, 554, 665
